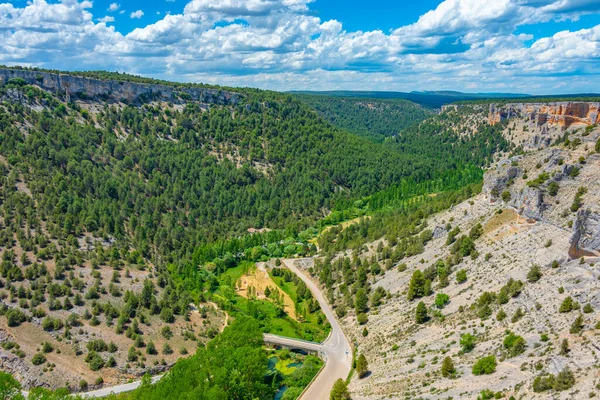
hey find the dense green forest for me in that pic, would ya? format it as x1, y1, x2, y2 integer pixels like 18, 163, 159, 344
294, 94, 434, 141
111, 317, 273, 400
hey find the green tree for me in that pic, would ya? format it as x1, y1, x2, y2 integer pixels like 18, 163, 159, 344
356, 354, 369, 378
441, 356, 455, 378
330, 379, 350, 400
415, 301, 428, 324
407, 270, 427, 300
354, 288, 368, 314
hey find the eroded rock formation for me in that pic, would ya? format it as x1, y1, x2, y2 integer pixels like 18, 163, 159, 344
0, 68, 240, 106
489, 102, 600, 129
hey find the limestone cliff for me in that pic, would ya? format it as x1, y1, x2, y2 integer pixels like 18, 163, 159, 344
0, 68, 240, 106
488, 102, 600, 129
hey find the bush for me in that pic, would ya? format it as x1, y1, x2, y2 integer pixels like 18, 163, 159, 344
456, 269, 467, 283
162, 343, 173, 355
460, 333, 476, 352
87, 340, 108, 352
570, 314, 584, 334
547, 181, 559, 196
6, 309, 27, 327
160, 308, 175, 323
472, 355, 496, 375
527, 264, 542, 283
434, 293, 450, 309
356, 312, 368, 325
503, 332, 526, 358
31, 353, 47, 366
42, 342, 54, 353
330, 378, 350, 400
559, 296, 577, 313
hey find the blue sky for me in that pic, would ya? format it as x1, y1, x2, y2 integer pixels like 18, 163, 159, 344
1, 0, 600, 93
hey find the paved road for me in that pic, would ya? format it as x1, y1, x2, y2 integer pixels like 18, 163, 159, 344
81, 375, 163, 398
281, 258, 352, 400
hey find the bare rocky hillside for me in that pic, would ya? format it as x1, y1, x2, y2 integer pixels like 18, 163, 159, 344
334, 104, 600, 399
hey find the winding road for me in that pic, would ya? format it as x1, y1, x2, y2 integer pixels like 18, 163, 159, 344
280, 258, 353, 399
23, 257, 351, 399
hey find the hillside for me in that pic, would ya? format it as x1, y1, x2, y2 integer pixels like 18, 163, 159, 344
293, 94, 434, 142
290, 91, 531, 109
310, 101, 600, 399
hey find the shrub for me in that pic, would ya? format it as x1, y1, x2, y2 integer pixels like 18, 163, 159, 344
559, 297, 577, 313
456, 269, 467, 283
554, 367, 576, 391
356, 313, 368, 325
146, 341, 157, 355
472, 355, 497, 375
503, 332, 526, 358
31, 353, 47, 366
87, 340, 108, 352
42, 342, 54, 353
570, 314, 584, 334
162, 343, 173, 355
6, 309, 27, 327
527, 264, 542, 283
330, 378, 350, 400
160, 307, 175, 323
547, 181, 559, 196
460, 333, 476, 352
434, 293, 450, 309
496, 309, 507, 321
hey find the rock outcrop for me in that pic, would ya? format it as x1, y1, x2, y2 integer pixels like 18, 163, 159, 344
489, 102, 600, 129
570, 210, 600, 258
482, 157, 521, 201
509, 186, 545, 221
0, 68, 240, 106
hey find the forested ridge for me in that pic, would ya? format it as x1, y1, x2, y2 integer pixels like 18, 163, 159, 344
293, 94, 434, 142
0, 74, 509, 268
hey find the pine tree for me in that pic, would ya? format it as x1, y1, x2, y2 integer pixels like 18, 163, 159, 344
355, 354, 369, 378
330, 379, 350, 400
441, 356, 455, 378
415, 301, 428, 324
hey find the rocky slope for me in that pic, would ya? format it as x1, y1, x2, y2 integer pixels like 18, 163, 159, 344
0, 67, 240, 105
332, 106, 600, 399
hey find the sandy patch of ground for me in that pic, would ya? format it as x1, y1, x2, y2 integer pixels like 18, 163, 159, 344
236, 265, 297, 320
483, 208, 534, 241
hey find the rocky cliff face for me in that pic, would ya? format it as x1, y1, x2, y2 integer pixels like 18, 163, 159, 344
0, 68, 240, 106
488, 102, 600, 129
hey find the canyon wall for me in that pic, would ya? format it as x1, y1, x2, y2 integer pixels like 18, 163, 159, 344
0, 68, 240, 106
488, 102, 600, 129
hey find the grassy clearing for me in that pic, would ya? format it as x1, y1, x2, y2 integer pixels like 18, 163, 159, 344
214, 262, 329, 342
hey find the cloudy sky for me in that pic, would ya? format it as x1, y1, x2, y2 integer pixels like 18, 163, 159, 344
1, 0, 599, 93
